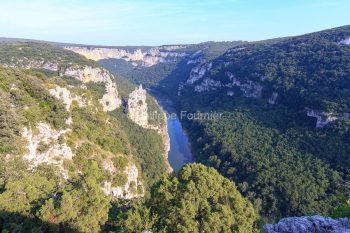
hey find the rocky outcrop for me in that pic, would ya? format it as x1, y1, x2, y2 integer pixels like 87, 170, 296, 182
161, 45, 186, 50
307, 109, 350, 128
1, 58, 59, 72
0, 57, 121, 112
187, 50, 204, 64
264, 215, 350, 233
186, 62, 212, 85
127, 86, 172, 172
194, 78, 221, 92
65, 47, 144, 62
128, 85, 148, 128
49, 86, 87, 125
63, 66, 121, 111
156, 110, 172, 173
224, 72, 263, 97
339, 38, 350, 45
102, 163, 143, 199
21, 123, 73, 178
190, 70, 263, 98
21, 122, 144, 198
65, 46, 187, 67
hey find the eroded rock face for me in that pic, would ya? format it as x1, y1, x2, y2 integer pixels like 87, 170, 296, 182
194, 78, 221, 92
187, 50, 204, 64
339, 38, 350, 45
307, 109, 350, 128
0, 57, 121, 112
102, 163, 144, 199
21, 123, 73, 178
264, 215, 350, 233
65, 47, 144, 62
49, 85, 88, 125
65, 46, 187, 67
190, 69, 263, 98
49, 86, 86, 110
1, 58, 59, 72
63, 66, 121, 111
126, 86, 172, 172
128, 85, 148, 128
187, 62, 213, 85
21, 122, 143, 198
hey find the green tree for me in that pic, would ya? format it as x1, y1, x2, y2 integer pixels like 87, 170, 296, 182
332, 198, 350, 218
38, 161, 111, 233
147, 164, 258, 233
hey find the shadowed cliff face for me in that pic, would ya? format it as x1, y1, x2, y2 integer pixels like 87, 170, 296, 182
0, 211, 80, 233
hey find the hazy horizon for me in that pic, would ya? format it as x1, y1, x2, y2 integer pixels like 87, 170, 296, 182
1, 0, 349, 46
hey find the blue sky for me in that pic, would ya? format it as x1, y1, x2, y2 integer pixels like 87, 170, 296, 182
0, 0, 349, 45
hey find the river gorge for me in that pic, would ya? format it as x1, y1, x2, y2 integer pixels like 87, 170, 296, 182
152, 93, 193, 171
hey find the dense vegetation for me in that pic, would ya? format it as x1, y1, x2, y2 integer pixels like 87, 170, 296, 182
0, 43, 97, 70
176, 26, 350, 220
103, 26, 350, 222
0, 43, 175, 232
100, 41, 246, 90
183, 27, 350, 113
1, 25, 350, 231
108, 164, 259, 233
183, 110, 346, 219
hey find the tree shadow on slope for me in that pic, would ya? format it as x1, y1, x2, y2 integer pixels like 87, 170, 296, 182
0, 211, 80, 233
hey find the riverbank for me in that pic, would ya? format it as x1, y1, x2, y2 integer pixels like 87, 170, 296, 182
150, 90, 193, 172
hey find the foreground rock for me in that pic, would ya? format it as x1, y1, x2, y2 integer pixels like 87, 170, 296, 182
264, 215, 350, 233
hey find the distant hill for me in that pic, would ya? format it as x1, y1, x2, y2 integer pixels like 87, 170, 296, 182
98, 25, 350, 220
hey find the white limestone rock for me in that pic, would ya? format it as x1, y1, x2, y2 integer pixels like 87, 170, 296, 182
339, 37, 350, 45
21, 123, 73, 177
307, 109, 350, 128
160, 45, 187, 50
194, 78, 222, 92
128, 85, 148, 128
42, 62, 59, 71
187, 62, 213, 85
102, 164, 143, 199
49, 86, 86, 111
64, 66, 121, 111
264, 215, 350, 233
240, 81, 263, 97
65, 46, 187, 67
49, 86, 88, 125
65, 47, 144, 61
187, 50, 204, 64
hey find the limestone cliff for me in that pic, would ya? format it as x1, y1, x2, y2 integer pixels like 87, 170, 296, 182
65, 46, 187, 67
127, 85, 172, 172
340, 37, 350, 45
21, 123, 73, 178
1, 56, 122, 112
64, 66, 121, 111
102, 162, 143, 199
128, 85, 149, 128
0, 44, 142, 199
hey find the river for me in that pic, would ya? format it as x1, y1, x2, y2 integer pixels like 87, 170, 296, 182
151, 93, 193, 171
